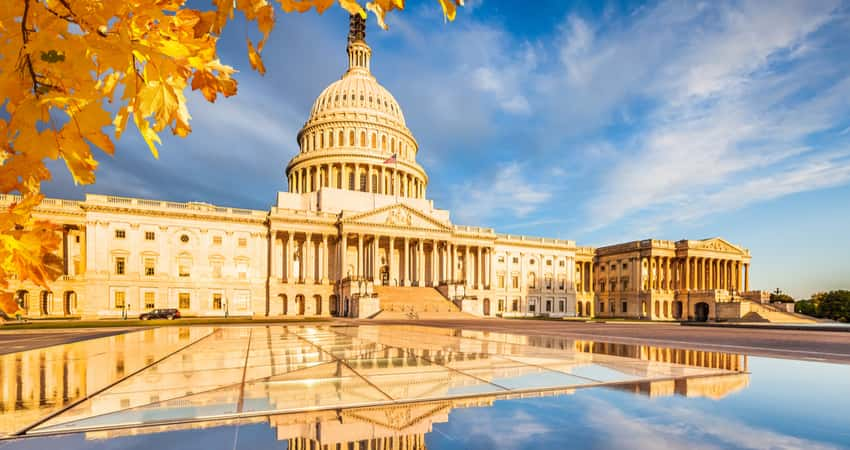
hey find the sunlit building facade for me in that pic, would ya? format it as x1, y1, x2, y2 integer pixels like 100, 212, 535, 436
4, 16, 785, 322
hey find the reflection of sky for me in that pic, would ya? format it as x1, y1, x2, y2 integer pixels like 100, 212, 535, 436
426, 357, 850, 450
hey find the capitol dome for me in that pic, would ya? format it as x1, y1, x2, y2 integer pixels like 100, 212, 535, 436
286, 15, 428, 200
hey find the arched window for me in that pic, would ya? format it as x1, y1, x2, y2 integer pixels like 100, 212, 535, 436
371, 174, 378, 193
528, 273, 536, 289
349, 130, 355, 146
311, 133, 316, 151
390, 137, 395, 152
348, 172, 355, 190
359, 173, 367, 191
320, 132, 324, 149
338, 131, 344, 147
360, 131, 366, 147
328, 132, 333, 147
381, 135, 387, 150
370, 133, 376, 149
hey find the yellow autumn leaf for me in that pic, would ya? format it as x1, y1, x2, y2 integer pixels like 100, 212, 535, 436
247, 39, 266, 75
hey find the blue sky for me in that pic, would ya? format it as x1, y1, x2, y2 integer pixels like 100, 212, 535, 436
44, 0, 850, 298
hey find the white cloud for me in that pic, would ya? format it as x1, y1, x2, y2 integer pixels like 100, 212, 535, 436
574, 0, 850, 230
450, 163, 552, 225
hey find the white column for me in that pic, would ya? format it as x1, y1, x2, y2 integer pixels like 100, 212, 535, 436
403, 237, 410, 286
357, 234, 364, 278
321, 234, 329, 284
464, 246, 471, 288
286, 233, 294, 282
340, 233, 348, 278
389, 236, 396, 285
475, 247, 484, 289
305, 233, 313, 283
417, 239, 425, 286
372, 235, 380, 282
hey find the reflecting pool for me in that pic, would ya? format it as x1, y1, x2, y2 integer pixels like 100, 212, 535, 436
0, 324, 848, 449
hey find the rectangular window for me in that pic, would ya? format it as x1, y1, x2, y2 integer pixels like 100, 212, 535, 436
212, 294, 222, 310
498, 299, 505, 312
559, 300, 565, 312
178, 257, 191, 278
622, 280, 629, 291
498, 256, 505, 263
512, 276, 519, 289
546, 278, 552, 289
610, 281, 616, 292
213, 236, 222, 245
599, 302, 605, 313
546, 301, 552, 312
529, 302, 536, 313
623, 263, 628, 270
546, 260, 552, 266
621, 301, 628, 313
237, 262, 248, 280
115, 229, 125, 239
145, 231, 155, 241
610, 302, 615, 313
212, 261, 223, 279
238, 238, 247, 248
179, 293, 190, 309
559, 260, 565, 267
144, 292, 155, 309
144, 257, 155, 276
114, 291, 125, 309
512, 257, 519, 264
599, 283, 605, 293
115, 257, 125, 275
512, 299, 519, 312
559, 278, 565, 290
497, 275, 505, 289
348, 173, 355, 190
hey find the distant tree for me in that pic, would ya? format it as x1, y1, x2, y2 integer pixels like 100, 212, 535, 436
770, 289, 795, 303
817, 290, 850, 322
794, 300, 818, 316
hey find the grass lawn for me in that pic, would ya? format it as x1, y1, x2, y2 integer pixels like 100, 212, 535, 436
0, 316, 331, 330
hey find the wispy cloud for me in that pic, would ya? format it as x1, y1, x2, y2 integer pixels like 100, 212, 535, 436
449, 162, 552, 225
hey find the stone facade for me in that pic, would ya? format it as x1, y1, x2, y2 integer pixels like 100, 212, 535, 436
3, 17, 763, 321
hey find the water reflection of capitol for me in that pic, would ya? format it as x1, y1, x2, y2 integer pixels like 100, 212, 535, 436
1, 327, 749, 446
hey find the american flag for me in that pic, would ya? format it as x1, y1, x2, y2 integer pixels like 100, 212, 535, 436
383, 153, 397, 164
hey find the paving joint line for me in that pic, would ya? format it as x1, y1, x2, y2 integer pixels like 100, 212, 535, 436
287, 329, 395, 401
12, 327, 222, 436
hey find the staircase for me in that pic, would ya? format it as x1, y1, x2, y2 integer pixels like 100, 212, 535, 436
371, 286, 476, 320
737, 300, 818, 324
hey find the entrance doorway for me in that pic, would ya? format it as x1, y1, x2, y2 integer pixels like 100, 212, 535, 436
673, 301, 683, 319
296, 295, 305, 315
63, 291, 76, 316
694, 302, 710, 322
380, 265, 389, 286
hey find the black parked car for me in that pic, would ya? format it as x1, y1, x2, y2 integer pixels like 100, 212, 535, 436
139, 308, 181, 320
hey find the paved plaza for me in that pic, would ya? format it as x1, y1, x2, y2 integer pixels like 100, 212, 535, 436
0, 324, 742, 438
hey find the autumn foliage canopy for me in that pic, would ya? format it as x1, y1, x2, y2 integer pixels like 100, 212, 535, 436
0, 0, 462, 315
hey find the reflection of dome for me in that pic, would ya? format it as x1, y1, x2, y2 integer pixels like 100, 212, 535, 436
286, 15, 428, 199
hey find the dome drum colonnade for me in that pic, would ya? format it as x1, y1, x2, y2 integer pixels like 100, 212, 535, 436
285, 14, 427, 200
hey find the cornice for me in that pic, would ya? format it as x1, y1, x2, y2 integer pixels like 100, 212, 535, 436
81, 204, 268, 225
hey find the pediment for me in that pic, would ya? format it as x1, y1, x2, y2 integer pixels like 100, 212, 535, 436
343, 203, 452, 232
695, 237, 745, 254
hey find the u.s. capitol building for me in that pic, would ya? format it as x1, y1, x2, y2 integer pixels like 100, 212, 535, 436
7, 16, 795, 323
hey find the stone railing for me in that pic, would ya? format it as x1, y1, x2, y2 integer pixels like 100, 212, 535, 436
85, 194, 267, 219
497, 233, 576, 247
